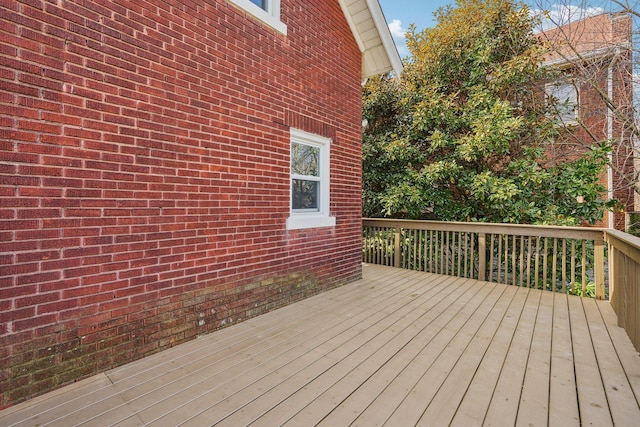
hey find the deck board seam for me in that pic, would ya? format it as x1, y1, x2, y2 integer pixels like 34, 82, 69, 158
141, 271, 460, 425
363, 282, 496, 425
111, 269, 440, 425
208, 274, 470, 426
416, 285, 521, 426
278, 278, 496, 427
386, 282, 507, 426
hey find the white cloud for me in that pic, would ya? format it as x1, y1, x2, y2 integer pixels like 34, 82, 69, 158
531, 4, 605, 31
388, 19, 407, 39
388, 19, 409, 57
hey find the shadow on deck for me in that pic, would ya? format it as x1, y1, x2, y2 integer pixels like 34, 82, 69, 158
1, 264, 639, 426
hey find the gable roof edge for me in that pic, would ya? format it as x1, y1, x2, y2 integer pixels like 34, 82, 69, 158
338, 0, 403, 79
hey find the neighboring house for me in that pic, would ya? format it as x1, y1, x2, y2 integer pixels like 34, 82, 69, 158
0, 0, 401, 408
540, 12, 636, 230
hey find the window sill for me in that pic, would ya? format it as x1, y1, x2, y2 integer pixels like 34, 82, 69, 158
227, 0, 287, 35
286, 214, 336, 230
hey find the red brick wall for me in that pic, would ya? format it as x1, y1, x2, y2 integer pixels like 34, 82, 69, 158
545, 55, 635, 230
0, 0, 363, 407
543, 13, 635, 230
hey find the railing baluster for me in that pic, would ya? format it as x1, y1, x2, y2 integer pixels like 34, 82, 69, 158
439, 231, 444, 275
561, 239, 567, 293
570, 240, 576, 294
394, 227, 401, 268
463, 232, 469, 278
508, 235, 513, 285
498, 235, 503, 284
437, 230, 440, 273
415, 228, 419, 271
430, 230, 434, 273
542, 238, 549, 290
374, 226, 378, 265
434, 230, 438, 273
370, 226, 374, 264
512, 235, 517, 286
445, 231, 450, 275
370, 226, 375, 264
456, 232, 463, 277
449, 231, 453, 276
594, 238, 605, 299
503, 235, 508, 284
421, 230, 425, 272
434, 230, 437, 274
478, 232, 486, 281
428, 230, 432, 273
372, 227, 376, 264
432, 230, 436, 274
489, 234, 500, 283
445, 230, 450, 275
534, 237, 541, 289
450, 231, 454, 276
377, 227, 382, 265
582, 241, 587, 295
518, 236, 524, 287
378, 227, 383, 266
526, 237, 532, 288
377, 226, 381, 265
552, 238, 558, 291
373, 227, 380, 265
432, 231, 436, 274
374, 226, 379, 265
379, 227, 384, 265
381, 227, 385, 265
469, 232, 473, 278
452, 231, 456, 276
419, 229, 424, 272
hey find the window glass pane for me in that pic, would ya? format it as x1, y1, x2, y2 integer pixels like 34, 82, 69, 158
292, 179, 318, 210
250, 0, 266, 10
547, 82, 577, 122
292, 143, 319, 177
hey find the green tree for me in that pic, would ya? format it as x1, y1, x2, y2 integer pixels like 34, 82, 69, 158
363, 0, 614, 225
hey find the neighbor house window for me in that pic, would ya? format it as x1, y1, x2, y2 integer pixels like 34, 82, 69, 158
286, 129, 335, 230
228, 0, 286, 35
546, 81, 578, 124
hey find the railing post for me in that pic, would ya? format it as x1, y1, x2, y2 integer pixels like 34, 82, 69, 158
478, 233, 486, 281
394, 227, 401, 268
594, 237, 605, 300
607, 238, 616, 306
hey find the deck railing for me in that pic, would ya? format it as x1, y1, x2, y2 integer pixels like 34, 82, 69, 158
605, 229, 640, 351
363, 218, 640, 351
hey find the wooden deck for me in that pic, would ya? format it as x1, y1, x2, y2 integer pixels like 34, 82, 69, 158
2, 264, 639, 426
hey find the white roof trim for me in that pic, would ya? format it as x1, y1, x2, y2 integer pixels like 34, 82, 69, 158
338, 0, 403, 79
544, 42, 631, 68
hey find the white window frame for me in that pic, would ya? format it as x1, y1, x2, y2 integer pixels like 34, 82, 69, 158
546, 80, 579, 124
286, 128, 335, 230
227, 0, 286, 35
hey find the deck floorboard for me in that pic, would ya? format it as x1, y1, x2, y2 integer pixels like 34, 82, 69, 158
1, 264, 639, 427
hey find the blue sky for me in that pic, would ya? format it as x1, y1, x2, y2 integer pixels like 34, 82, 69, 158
378, 0, 450, 32
378, 1, 620, 57
378, 0, 453, 56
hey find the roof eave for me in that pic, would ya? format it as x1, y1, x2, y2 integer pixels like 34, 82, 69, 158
338, 0, 403, 79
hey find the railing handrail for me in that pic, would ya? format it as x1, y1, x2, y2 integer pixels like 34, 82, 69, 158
605, 229, 640, 262
363, 218, 605, 240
